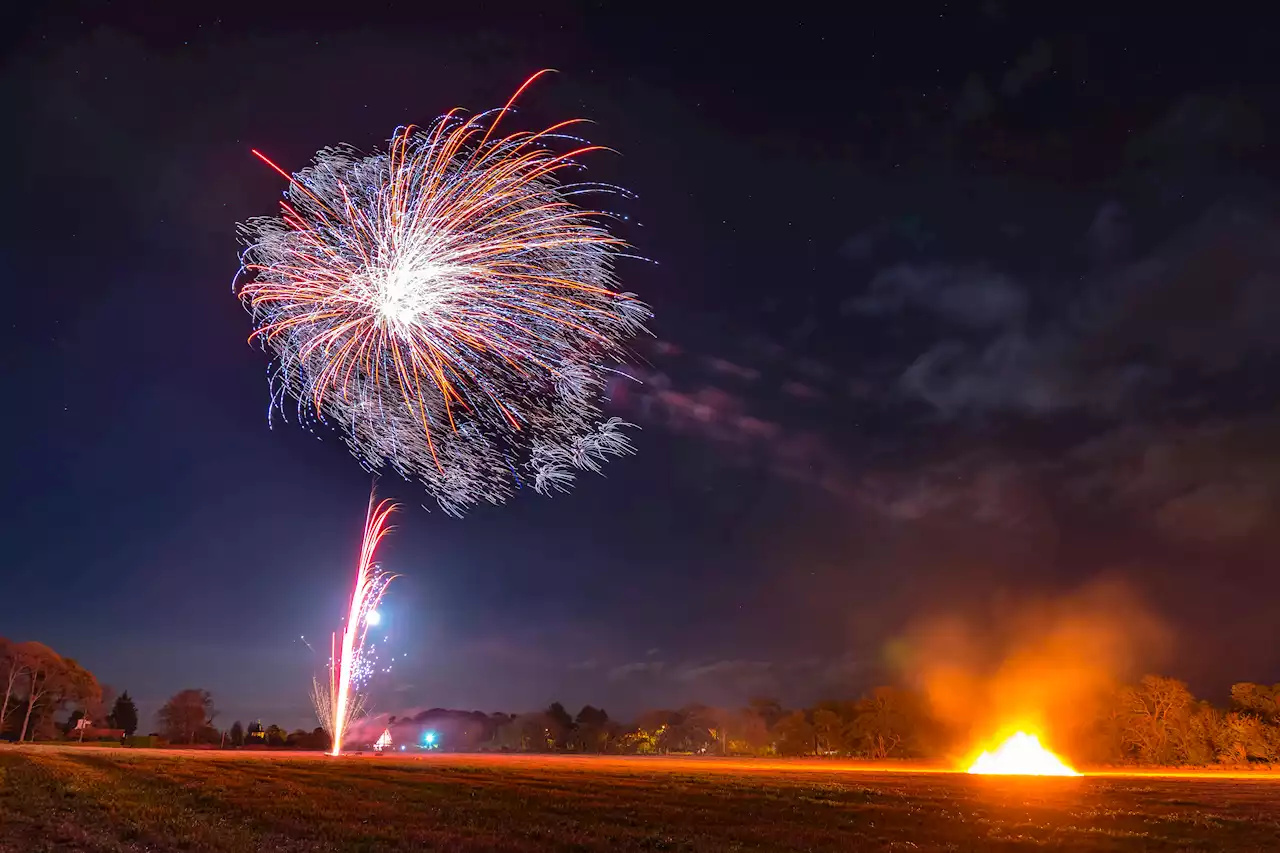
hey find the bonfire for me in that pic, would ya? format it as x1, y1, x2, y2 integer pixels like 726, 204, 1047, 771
967, 731, 1080, 776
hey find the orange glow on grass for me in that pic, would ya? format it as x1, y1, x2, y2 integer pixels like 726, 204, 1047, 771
966, 731, 1080, 776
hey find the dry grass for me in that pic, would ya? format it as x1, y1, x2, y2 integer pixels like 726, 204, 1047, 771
2, 747, 1279, 851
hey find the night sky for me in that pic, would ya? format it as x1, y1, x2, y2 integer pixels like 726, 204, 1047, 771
4, 3, 1279, 731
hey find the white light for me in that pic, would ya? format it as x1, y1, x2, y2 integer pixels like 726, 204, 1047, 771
366, 609, 382, 626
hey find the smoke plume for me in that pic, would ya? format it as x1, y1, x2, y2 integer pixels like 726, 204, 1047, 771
889, 578, 1170, 758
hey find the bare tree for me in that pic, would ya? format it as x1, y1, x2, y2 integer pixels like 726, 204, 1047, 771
1120, 674, 1196, 763
0, 639, 29, 734
17, 643, 62, 742
852, 687, 913, 760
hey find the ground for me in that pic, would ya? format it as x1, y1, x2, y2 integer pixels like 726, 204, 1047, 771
2, 748, 1279, 852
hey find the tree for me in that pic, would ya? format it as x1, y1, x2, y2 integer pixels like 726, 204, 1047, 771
18, 643, 63, 742
773, 710, 816, 756
0, 639, 29, 736
157, 689, 216, 744
1231, 683, 1280, 721
852, 687, 916, 760
667, 705, 718, 754
109, 692, 139, 736
229, 720, 245, 746
265, 724, 287, 746
812, 708, 846, 755
544, 702, 574, 750
1120, 675, 1197, 764
574, 705, 610, 752
747, 697, 785, 730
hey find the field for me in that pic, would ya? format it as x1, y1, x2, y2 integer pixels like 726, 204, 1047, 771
3, 748, 1280, 852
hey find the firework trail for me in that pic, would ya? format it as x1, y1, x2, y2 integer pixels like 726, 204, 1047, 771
237, 71, 651, 514
318, 493, 397, 756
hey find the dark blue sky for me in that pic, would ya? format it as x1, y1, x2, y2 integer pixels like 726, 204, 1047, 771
4, 3, 1279, 731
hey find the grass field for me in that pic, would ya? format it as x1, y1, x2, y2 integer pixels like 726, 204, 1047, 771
3, 748, 1279, 852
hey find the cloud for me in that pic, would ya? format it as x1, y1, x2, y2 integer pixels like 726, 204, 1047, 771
610, 365, 853, 499
703, 357, 760, 382
860, 204, 1280, 421
1085, 201, 1133, 265
608, 661, 664, 680
899, 332, 1148, 418
1079, 206, 1280, 372
858, 452, 1053, 535
847, 264, 1028, 329
673, 659, 774, 686
954, 74, 995, 123
1069, 417, 1280, 543
1000, 39, 1053, 97
1128, 93, 1266, 168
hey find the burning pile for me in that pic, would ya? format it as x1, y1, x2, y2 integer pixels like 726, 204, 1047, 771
967, 731, 1079, 776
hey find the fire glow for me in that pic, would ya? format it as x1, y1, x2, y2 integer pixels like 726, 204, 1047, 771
967, 731, 1080, 776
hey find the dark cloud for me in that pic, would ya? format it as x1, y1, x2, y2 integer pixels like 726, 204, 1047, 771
1000, 39, 1053, 97
672, 659, 774, 688
610, 354, 855, 499
608, 661, 664, 680
848, 264, 1028, 329
954, 74, 996, 123
1069, 417, 1280, 544
900, 332, 1148, 418
869, 203, 1280, 421
1128, 93, 1266, 169
856, 451, 1057, 540
597, 655, 873, 708
1085, 201, 1133, 265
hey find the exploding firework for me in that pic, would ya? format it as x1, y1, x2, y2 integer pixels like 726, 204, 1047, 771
237, 71, 651, 514
309, 673, 368, 744
314, 493, 398, 756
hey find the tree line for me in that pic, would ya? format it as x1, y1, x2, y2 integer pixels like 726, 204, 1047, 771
371, 676, 1280, 766
6, 637, 1278, 765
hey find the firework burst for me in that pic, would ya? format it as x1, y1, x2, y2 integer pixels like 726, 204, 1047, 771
237, 71, 650, 514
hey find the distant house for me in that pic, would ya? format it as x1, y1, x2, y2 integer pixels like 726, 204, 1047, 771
72, 718, 124, 741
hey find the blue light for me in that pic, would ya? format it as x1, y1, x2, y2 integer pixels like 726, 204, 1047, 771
423, 730, 436, 746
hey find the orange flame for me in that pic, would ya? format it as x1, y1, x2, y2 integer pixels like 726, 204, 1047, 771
966, 731, 1080, 776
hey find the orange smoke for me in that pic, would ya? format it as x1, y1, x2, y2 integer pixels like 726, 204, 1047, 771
891, 578, 1169, 770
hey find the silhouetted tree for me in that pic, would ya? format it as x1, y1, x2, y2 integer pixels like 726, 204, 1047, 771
157, 689, 216, 744
812, 707, 845, 754
774, 710, 816, 756
574, 705, 610, 752
229, 720, 245, 746
747, 697, 785, 730
109, 692, 139, 736
852, 687, 917, 759
545, 702, 574, 749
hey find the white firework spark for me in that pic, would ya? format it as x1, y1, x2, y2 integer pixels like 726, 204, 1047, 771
236, 71, 650, 513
